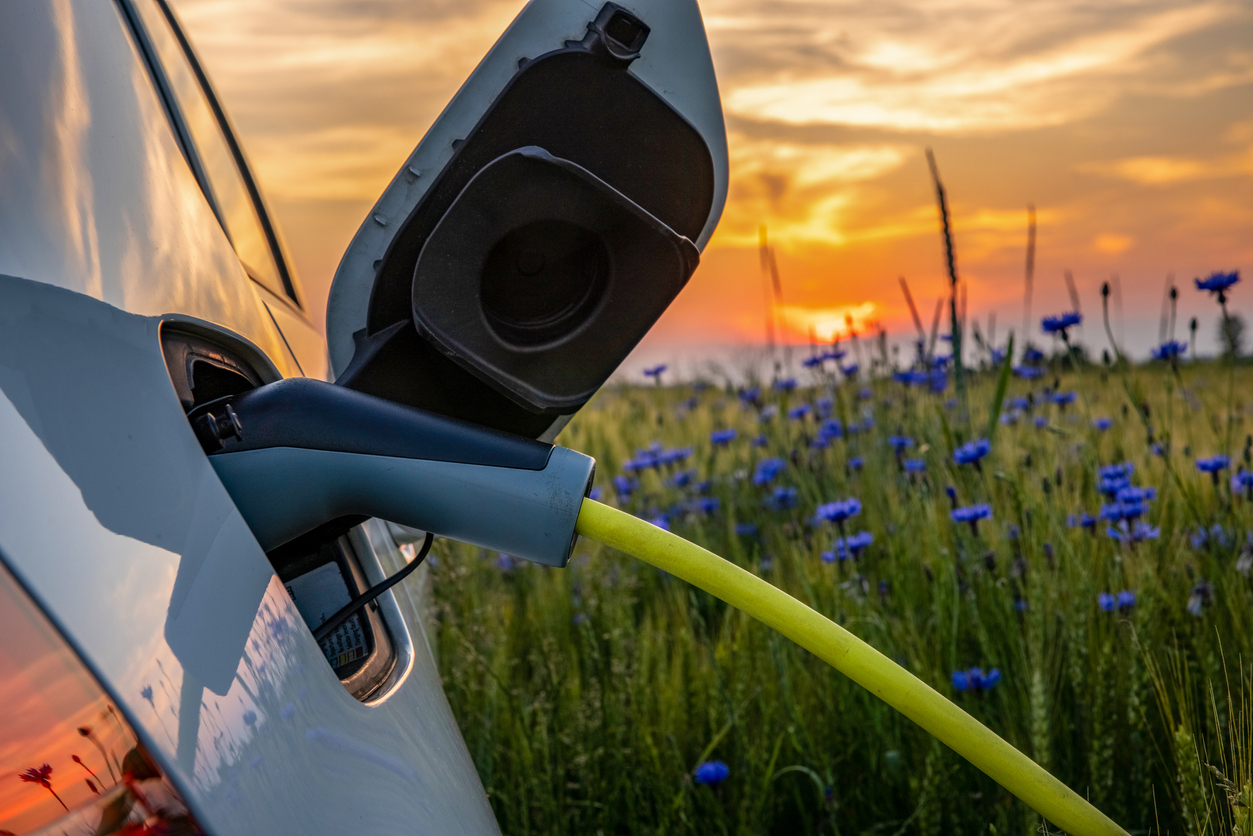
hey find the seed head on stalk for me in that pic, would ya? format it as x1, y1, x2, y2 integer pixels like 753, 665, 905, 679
925, 149, 966, 425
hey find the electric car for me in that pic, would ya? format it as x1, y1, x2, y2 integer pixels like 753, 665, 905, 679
0, 0, 726, 833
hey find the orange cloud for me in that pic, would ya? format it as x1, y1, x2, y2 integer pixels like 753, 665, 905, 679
173, 0, 1253, 360
1079, 146, 1253, 185
1094, 234, 1134, 254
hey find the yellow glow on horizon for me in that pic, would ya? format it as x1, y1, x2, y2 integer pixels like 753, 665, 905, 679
778, 302, 879, 343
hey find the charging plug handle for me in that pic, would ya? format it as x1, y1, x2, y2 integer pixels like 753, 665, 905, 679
197, 378, 594, 566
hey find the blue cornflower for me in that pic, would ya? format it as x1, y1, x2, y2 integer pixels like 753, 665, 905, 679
889, 436, 915, 451
1102, 476, 1132, 496
858, 387, 873, 400
951, 504, 991, 533
752, 433, 768, 448
1152, 340, 1187, 360
815, 498, 863, 524
671, 470, 694, 488
1116, 486, 1157, 504
1052, 391, 1077, 406
1042, 312, 1082, 335
951, 504, 991, 523
788, 404, 811, 420
952, 667, 1001, 693
661, 447, 693, 466
648, 514, 671, 531
773, 378, 798, 392
1009, 397, 1030, 410
815, 397, 834, 417
752, 457, 786, 485
990, 348, 1006, 364
999, 411, 1020, 426
1191, 524, 1231, 550
643, 364, 667, 380
693, 760, 730, 785
1099, 462, 1134, 480
904, 458, 926, 473
1106, 521, 1160, 543
1067, 512, 1097, 530
802, 354, 824, 369
1034, 416, 1048, 429
1195, 270, 1239, 295
1117, 590, 1136, 611
954, 439, 991, 466
1024, 347, 1046, 363
734, 523, 757, 537
613, 475, 636, 497
1014, 365, 1045, 379
930, 370, 949, 393
589, 487, 603, 501
810, 436, 830, 450
692, 497, 720, 515
1092, 417, 1113, 431
1098, 592, 1116, 612
931, 355, 951, 369
710, 428, 738, 446
767, 486, 798, 511
739, 387, 761, 403
1043, 313, 1081, 335
1232, 470, 1253, 497
1100, 500, 1147, 521
848, 456, 864, 471
1197, 455, 1231, 474
828, 531, 874, 560
495, 554, 516, 571
893, 370, 930, 386
818, 419, 843, 440
840, 363, 860, 377
824, 348, 848, 362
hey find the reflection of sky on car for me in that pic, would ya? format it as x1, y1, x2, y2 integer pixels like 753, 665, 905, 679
0, 568, 195, 835
175, 0, 1253, 359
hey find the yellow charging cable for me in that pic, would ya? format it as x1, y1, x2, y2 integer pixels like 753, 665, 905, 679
575, 498, 1128, 836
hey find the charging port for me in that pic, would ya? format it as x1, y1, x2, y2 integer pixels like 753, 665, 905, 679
161, 327, 398, 702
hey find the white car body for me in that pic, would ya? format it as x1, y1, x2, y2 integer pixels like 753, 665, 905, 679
0, 1, 725, 833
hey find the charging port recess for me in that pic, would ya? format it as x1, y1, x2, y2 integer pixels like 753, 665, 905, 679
160, 327, 397, 701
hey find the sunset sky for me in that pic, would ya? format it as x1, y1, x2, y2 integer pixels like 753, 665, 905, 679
173, 0, 1253, 375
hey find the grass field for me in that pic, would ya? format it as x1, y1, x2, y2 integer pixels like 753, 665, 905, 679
429, 352, 1252, 835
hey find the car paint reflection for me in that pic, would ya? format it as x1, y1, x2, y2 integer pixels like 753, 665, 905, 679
0, 563, 203, 836
0, 276, 499, 834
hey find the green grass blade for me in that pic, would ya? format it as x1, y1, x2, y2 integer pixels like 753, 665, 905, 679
985, 332, 1015, 444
